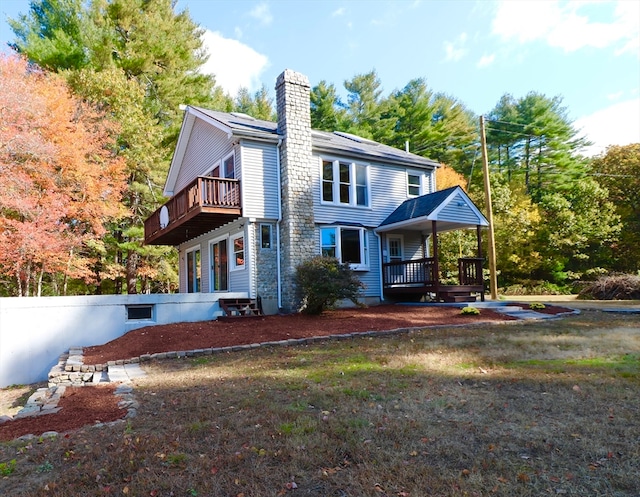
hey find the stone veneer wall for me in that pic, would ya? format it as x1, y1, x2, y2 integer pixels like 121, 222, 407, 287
253, 222, 279, 315
276, 70, 316, 312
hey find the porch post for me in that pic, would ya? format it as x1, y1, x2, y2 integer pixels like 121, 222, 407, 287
432, 220, 439, 299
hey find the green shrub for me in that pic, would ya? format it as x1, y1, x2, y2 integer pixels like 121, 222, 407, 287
295, 256, 364, 315
461, 306, 480, 315
578, 274, 640, 300
0, 459, 17, 476
529, 302, 546, 310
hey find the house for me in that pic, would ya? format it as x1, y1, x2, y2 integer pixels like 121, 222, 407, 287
144, 69, 489, 315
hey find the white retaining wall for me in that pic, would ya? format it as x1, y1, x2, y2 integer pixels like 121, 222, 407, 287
0, 292, 245, 388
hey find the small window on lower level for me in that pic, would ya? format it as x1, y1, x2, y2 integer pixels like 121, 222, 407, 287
126, 304, 154, 321
260, 224, 272, 249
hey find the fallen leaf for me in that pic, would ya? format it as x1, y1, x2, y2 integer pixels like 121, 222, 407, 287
497, 476, 508, 483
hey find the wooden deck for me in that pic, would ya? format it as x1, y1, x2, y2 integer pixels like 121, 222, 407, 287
144, 176, 242, 245
382, 257, 484, 302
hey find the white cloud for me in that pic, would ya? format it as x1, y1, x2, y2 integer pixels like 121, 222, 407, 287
491, 0, 639, 55
332, 7, 346, 17
477, 53, 496, 68
575, 98, 640, 156
443, 32, 468, 62
200, 30, 270, 97
249, 2, 273, 26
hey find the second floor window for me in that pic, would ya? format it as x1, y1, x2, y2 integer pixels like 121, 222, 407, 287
322, 159, 368, 207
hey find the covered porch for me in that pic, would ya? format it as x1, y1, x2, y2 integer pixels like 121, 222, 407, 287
376, 186, 489, 303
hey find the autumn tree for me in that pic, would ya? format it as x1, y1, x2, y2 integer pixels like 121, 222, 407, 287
590, 143, 640, 272
10, 0, 222, 293
0, 54, 126, 296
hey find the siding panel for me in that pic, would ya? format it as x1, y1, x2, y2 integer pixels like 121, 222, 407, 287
241, 141, 279, 219
175, 119, 234, 193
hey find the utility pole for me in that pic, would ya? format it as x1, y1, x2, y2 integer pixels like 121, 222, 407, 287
480, 116, 498, 300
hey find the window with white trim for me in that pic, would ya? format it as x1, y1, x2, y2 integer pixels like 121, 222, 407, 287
321, 159, 369, 207
231, 234, 245, 270
407, 171, 424, 197
321, 226, 369, 270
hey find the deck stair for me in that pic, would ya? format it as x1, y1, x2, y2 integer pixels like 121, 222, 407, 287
219, 298, 263, 319
437, 289, 476, 303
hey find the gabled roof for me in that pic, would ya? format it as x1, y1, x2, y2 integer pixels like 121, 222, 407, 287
165, 106, 439, 195
376, 186, 489, 233
192, 106, 439, 168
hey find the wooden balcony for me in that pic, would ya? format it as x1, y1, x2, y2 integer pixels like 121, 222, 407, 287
382, 257, 484, 302
144, 176, 242, 246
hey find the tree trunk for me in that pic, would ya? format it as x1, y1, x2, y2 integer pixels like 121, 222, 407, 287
126, 250, 139, 294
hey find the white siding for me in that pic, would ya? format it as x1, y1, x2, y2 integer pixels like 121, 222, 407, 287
240, 141, 280, 219
178, 219, 249, 295
174, 119, 235, 193
438, 191, 481, 224
311, 153, 435, 299
313, 155, 425, 227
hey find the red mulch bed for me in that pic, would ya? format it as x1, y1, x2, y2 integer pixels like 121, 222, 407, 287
0, 385, 125, 442
82, 304, 520, 365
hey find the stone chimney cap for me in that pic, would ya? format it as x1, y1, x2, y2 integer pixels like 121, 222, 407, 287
276, 69, 310, 89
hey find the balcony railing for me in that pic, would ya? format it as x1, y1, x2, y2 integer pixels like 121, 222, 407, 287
144, 176, 241, 245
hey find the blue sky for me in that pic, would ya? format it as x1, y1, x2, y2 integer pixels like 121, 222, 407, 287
1, 0, 638, 156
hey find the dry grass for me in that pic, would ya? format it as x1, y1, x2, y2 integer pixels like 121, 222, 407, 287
1, 310, 639, 496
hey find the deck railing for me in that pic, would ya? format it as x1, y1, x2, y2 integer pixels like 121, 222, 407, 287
145, 176, 240, 240
382, 257, 437, 288
382, 257, 485, 288
458, 257, 484, 286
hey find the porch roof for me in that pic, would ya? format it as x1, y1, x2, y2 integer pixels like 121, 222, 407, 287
375, 186, 489, 234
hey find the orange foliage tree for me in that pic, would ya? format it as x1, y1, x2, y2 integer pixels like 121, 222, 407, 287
436, 163, 467, 191
0, 54, 126, 296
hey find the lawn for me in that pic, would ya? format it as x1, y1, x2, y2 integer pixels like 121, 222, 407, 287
1, 310, 639, 496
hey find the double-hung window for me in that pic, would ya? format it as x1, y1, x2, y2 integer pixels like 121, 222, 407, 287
322, 159, 369, 207
321, 226, 369, 270
407, 171, 424, 197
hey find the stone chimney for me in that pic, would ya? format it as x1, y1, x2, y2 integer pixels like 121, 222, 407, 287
275, 69, 315, 312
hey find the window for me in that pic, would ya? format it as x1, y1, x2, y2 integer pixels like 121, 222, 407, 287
210, 239, 228, 291
407, 171, 423, 196
321, 227, 369, 270
223, 153, 235, 179
321, 159, 368, 207
126, 305, 154, 321
186, 247, 201, 293
231, 234, 245, 270
260, 224, 272, 249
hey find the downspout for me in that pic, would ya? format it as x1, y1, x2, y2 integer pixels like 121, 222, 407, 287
276, 138, 283, 310
374, 231, 384, 303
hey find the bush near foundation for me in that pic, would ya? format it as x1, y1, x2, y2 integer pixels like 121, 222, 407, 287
578, 274, 640, 300
296, 256, 364, 315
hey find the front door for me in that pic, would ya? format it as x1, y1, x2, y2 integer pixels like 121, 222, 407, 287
210, 239, 228, 291
387, 235, 404, 283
